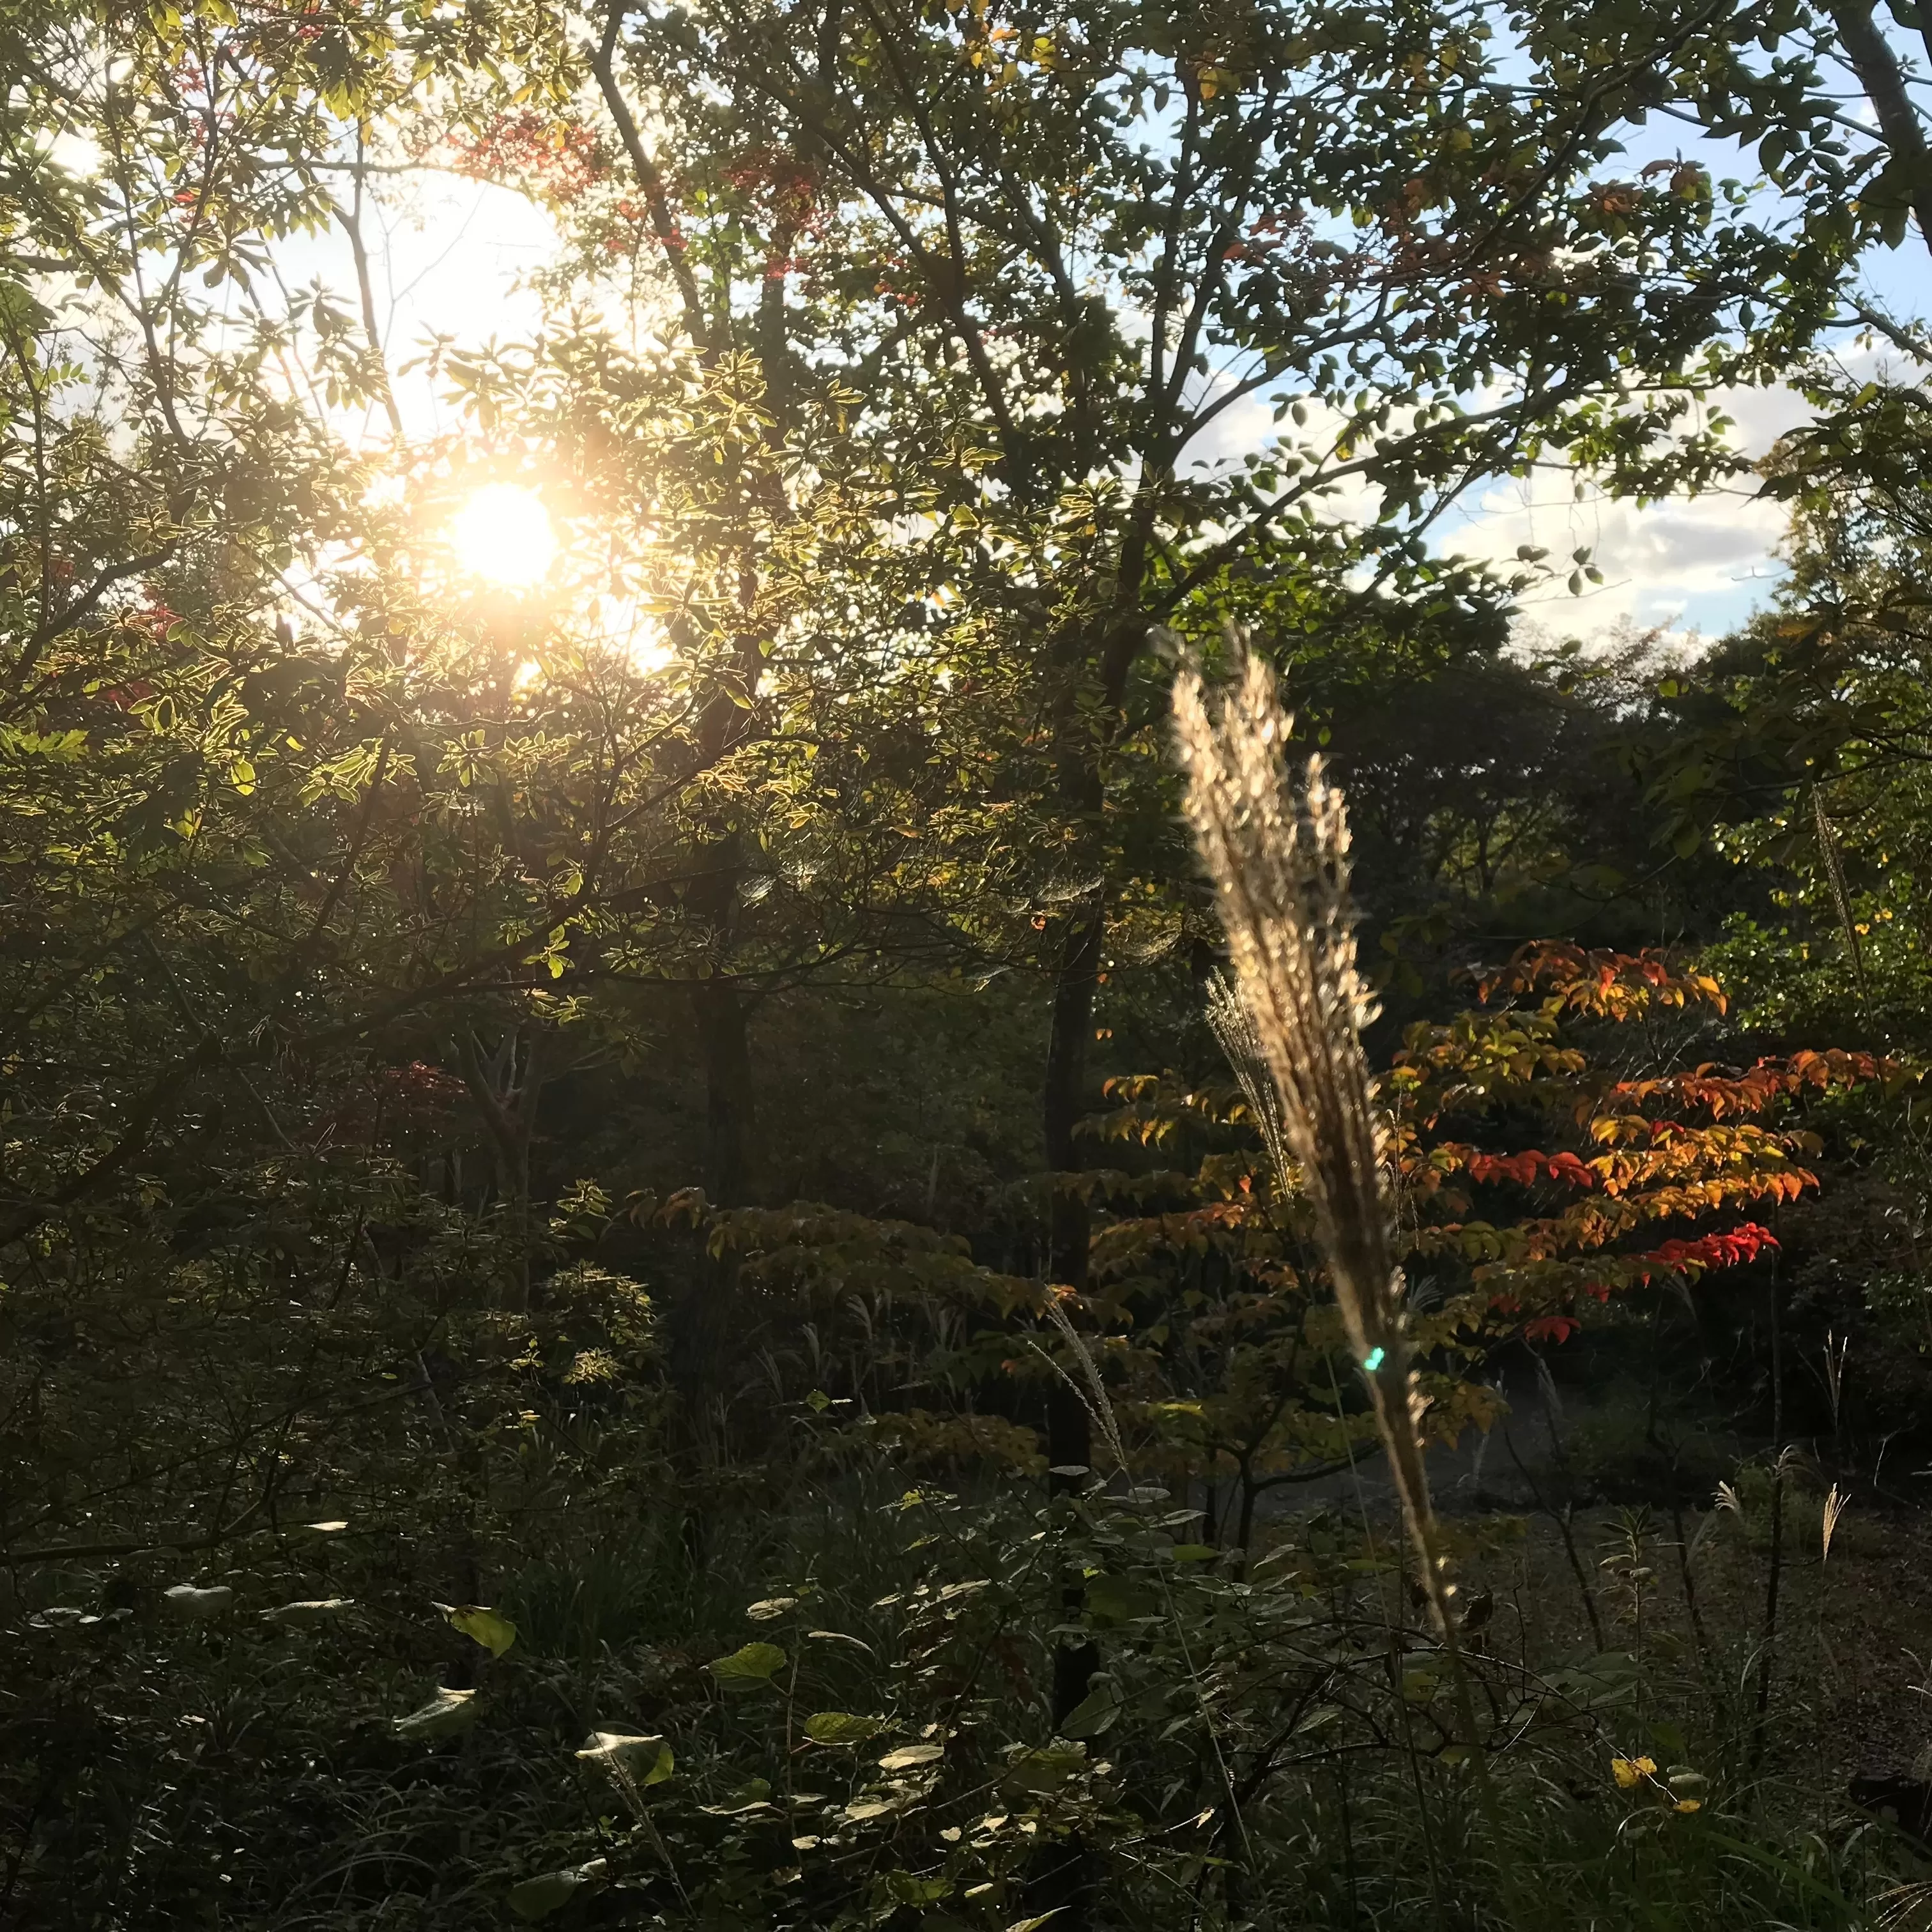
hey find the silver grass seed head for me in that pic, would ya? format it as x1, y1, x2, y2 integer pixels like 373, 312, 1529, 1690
1170, 639, 1402, 1367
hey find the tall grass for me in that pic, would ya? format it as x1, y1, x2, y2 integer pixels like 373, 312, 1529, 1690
1172, 640, 1482, 1705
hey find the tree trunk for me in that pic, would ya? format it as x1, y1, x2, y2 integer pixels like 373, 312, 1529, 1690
695, 974, 755, 1210
1827, 0, 1932, 253
1029, 608, 1151, 1929
666, 971, 756, 1420
667, 820, 758, 1459
454, 1025, 546, 1314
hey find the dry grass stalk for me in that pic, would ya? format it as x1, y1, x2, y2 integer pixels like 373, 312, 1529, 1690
1880, 1881, 1932, 1932
1174, 638, 1535, 1914
1171, 638, 1462, 1639
1813, 788, 1868, 1006
1204, 969, 1295, 1197
1821, 1482, 1848, 1563
1036, 1287, 1130, 1478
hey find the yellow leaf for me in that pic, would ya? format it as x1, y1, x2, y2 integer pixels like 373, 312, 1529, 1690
438, 1602, 519, 1657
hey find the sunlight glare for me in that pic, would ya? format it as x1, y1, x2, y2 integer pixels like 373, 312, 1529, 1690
449, 484, 558, 588
592, 592, 673, 672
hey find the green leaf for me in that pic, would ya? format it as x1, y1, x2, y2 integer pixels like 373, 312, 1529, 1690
1004, 1741, 1086, 1793
805, 1710, 884, 1745
878, 1741, 944, 1770
393, 1687, 478, 1741
1544, 1650, 1640, 1710
577, 1730, 673, 1786
508, 1859, 608, 1922
1084, 1574, 1156, 1622
0, 279, 50, 335
438, 1602, 518, 1657
709, 1640, 788, 1683
702, 1777, 772, 1814
1058, 1685, 1123, 1738
884, 1871, 953, 1905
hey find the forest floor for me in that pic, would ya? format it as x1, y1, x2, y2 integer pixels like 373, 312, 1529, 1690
1260, 1370, 1932, 1794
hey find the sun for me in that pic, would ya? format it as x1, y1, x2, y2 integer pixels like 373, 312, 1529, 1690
448, 484, 558, 588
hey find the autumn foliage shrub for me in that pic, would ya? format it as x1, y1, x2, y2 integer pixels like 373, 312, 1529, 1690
1061, 943, 1906, 1537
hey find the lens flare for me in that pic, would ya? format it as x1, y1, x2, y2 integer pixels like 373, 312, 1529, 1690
448, 484, 557, 588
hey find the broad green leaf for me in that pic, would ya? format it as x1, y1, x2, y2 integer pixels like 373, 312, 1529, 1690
576, 1731, 673, 1786
805, 1711, 884, 1745
1084, 1574, 1156, 1622
508, 1859, 607, 1922
884, 1871, 953, 1905
878, 1741, 944, 1770
1544, 1650, 1640, 1710
393, 1687, 478, 1741
0, 280, 49, 334
1003, 1742, 1086, 1793
438, 1602, 518, 1657
1058, 1685, 1122, 1739
709, 1641, 787, 1683
702, 1776, 774, 1816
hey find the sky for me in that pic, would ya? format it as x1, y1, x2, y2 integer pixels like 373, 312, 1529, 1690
314, 146, 1932, 656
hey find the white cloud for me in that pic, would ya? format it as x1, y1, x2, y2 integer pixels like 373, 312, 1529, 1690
1444, 342, 1910, 648
1182, 361, 1816, 647
1441, 461, 1788, 647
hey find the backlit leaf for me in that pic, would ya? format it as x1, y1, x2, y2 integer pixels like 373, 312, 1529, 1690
393, 1687, 478, 1741
438, 1602, 519, 1657
805, 1711, 884, 1745
709, 1641, 787, 1683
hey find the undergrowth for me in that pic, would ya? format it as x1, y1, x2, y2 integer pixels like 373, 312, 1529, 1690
3, 1420, 1922, 1929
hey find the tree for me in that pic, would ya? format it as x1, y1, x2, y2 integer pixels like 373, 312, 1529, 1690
528, 0, 1857, 1377
1636, 375, 1932, 1052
